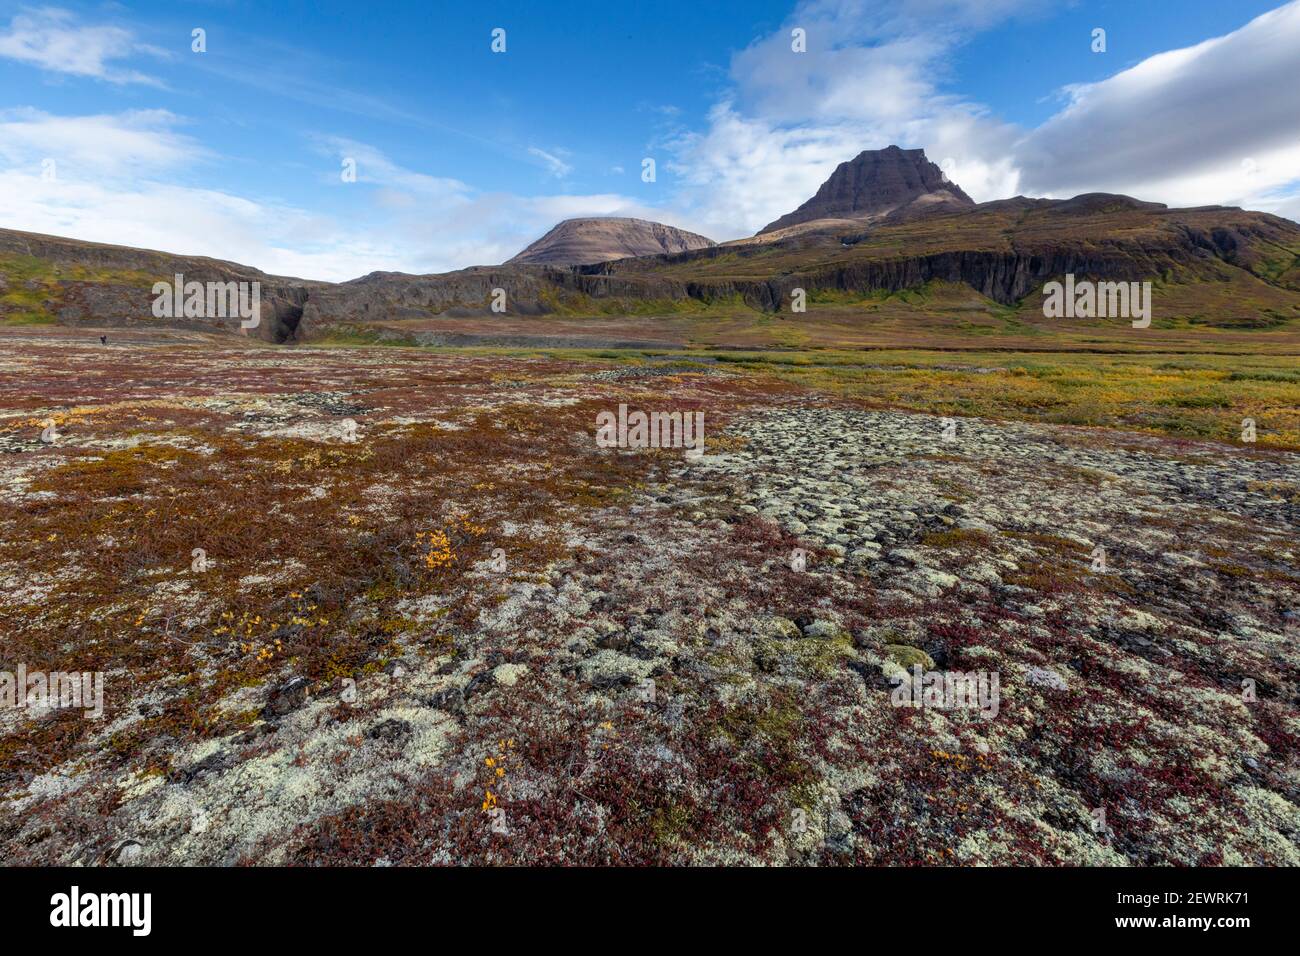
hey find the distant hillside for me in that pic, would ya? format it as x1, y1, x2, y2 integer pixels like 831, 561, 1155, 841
508, 217, 715, 266
3, 147, 1299, 345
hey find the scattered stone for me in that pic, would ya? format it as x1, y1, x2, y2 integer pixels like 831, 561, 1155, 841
1023, 665, 1070, 692
366, 718, 414, 743
596, 630, 632, 651
263, 677, 310, 718
425, 687, 465, 715
462, 671, 494, 702
107, 840, 143, 866
168, 751, 233, 784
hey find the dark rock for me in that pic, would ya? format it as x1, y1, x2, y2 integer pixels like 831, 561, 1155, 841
106, 840, 143, 866
426, 686, 465, 715
847, 658, 893, 690
596, 630, 631, 651
590, 673, 635, 691
462, 671, 493, 702
263, 676, 310, 718
168, 750, 234, 784
366, 718, 413, 743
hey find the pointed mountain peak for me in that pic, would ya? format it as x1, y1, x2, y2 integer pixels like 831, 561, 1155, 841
758, 146, 975, 235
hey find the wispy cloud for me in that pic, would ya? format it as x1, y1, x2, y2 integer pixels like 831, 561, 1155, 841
0, 107, 205, 173
0, 7, 165, 84
527, 146, 574, 179
312, 135, 471, 198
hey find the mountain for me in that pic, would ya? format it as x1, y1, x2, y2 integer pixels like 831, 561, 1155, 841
4, 147, 1299, 346
507, 217, 715, 266
758, 145, 974, 235
593, 195, 1300, 324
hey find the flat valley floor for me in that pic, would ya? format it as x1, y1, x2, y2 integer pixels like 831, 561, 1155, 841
2, 328, 1298, 865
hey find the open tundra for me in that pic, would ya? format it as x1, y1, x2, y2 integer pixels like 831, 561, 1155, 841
1, 330, 1297, 865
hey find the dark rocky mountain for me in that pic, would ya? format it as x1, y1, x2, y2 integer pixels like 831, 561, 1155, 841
759, 145, 974, 235
507, 217, 714, 266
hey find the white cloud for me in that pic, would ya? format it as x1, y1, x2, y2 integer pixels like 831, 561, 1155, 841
667, 103, 878, 238
527, 146, 574, 179
0, 168, 371, 280
1015, 1, 1300, 215
0, 108, 204, 175
312, 135, 470, 199
0, 7, 163, 84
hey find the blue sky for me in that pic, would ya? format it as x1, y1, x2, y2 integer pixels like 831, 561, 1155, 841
1, 0, 1297, 279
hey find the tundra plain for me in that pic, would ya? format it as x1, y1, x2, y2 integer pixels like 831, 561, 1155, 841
2, 324, 1298, 865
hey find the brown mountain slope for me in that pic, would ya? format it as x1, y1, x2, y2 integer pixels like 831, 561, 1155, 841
507, 217, 714, 266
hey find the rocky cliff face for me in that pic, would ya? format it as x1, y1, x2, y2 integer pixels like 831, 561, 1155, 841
759, 145, 975, 235
0, 229, 324, 343
507, 217, 714, 266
